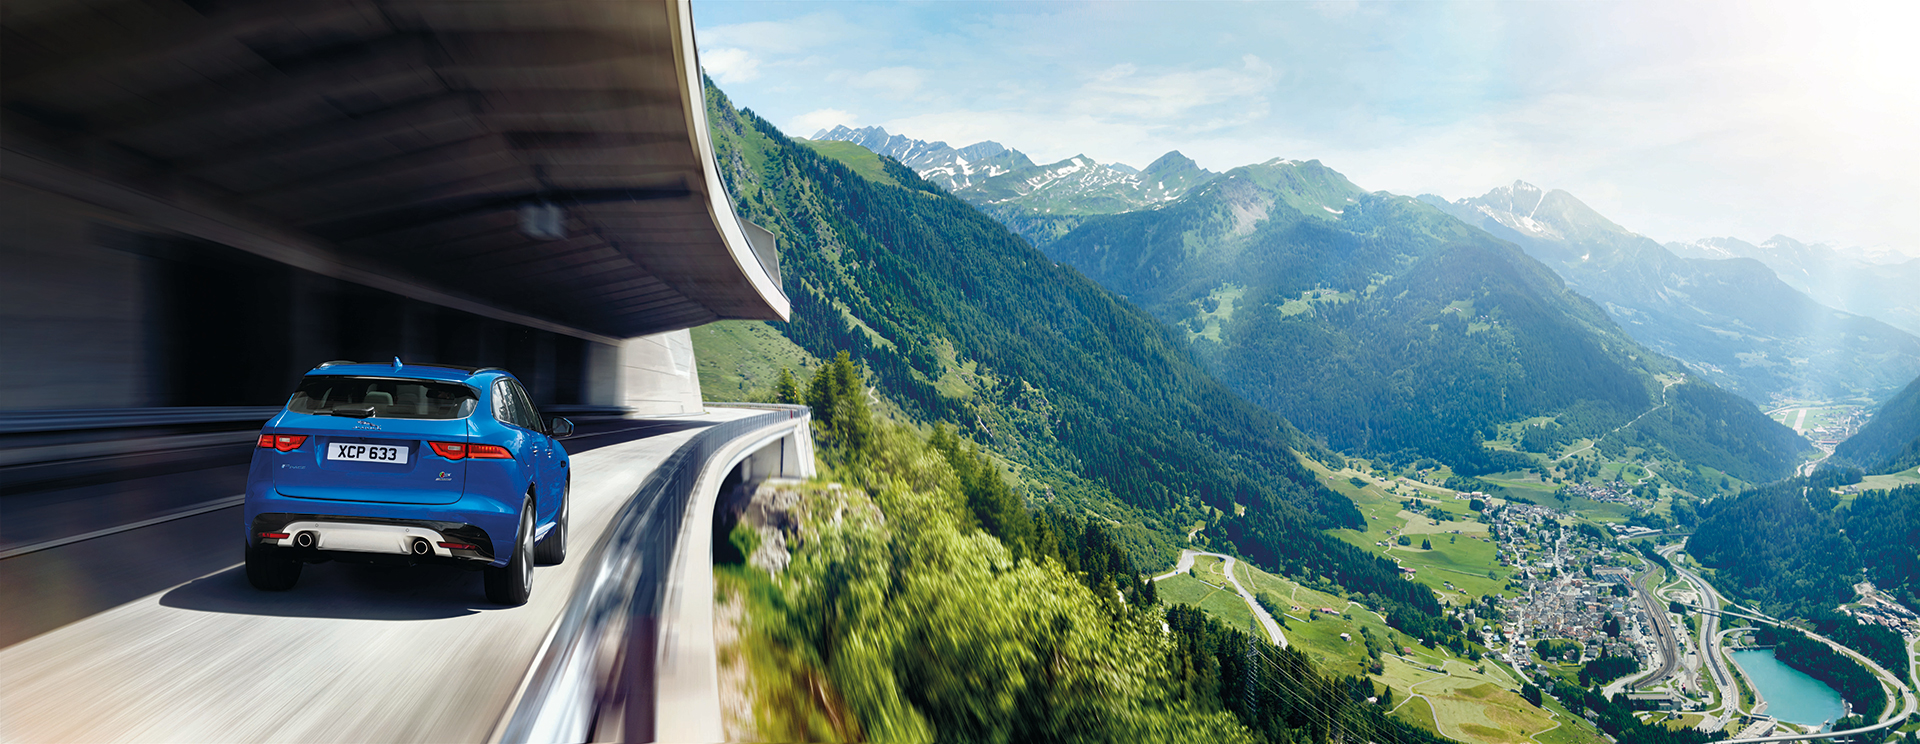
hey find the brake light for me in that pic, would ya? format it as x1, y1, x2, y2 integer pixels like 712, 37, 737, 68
431, 441, 510, 459
257, 434, 307, 452
468, 444, 514, 459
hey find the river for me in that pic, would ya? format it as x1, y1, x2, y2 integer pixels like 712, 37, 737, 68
1731, 648, 1848, 728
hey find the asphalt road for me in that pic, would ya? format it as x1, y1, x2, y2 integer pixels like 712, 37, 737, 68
1656, 544, 1739, 729
1151, 549, 1288, 648
0, 413, 737, 742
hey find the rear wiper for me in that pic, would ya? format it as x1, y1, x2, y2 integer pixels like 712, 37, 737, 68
331, 404, 376, 418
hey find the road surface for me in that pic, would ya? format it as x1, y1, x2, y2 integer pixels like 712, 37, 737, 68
0, 411, 755, 742
1659, 543, 1736, 730
1152, 550, 1288, 648
1664, 546, 1918, 743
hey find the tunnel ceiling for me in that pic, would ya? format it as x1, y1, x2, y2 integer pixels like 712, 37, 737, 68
2, 0, 787, 339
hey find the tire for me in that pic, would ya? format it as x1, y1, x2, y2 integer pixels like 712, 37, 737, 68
534, 479, 568, 566
245, 543, 302, 591
485, 500, 535, 606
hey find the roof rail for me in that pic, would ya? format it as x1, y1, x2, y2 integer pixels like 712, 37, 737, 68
308, 360, 503, 375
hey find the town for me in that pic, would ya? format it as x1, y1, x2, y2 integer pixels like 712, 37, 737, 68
1486, 502, 1655, 674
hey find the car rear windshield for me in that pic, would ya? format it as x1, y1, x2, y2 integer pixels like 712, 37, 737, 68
287, 376, 477, 419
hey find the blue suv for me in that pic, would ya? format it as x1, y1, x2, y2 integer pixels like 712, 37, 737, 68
243, 360, 573, 605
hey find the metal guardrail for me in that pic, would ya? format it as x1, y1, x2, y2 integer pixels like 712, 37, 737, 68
494, 404, 808, 743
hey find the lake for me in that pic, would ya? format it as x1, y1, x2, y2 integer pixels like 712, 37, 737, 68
1730, 648, 1848, 728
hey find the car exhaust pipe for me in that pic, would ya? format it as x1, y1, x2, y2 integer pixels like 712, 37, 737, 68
294, 531, 315, 548
411, 538, 431, 556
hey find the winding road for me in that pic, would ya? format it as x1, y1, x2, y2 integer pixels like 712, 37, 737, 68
1152, 550, 1288, 648
1662, 541, 1917, 743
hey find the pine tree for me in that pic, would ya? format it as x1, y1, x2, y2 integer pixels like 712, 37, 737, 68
774, 367, 800, 404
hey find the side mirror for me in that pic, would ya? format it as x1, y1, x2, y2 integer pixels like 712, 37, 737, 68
550, 417, 574, 438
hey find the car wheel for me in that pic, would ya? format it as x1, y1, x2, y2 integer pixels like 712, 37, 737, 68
485, 500, 535, 606
245, 543, 302, 591
535, 479, 568, 566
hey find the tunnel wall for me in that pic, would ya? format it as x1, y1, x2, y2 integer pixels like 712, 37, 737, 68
0, 180, 626, 413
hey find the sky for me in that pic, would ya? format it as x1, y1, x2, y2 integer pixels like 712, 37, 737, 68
691, 1, 1920, 254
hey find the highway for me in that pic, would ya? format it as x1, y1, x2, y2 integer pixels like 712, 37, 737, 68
1659, 542, 1918, 743
0, 411, 760, 742
1658, 543, 1737, 730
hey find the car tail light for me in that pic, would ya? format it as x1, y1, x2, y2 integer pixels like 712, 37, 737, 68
468, 444, 513, 459
438, 542, 478, 550
257, 434, 307, 452
429, 441, 468, 460
259, 532, 290, 539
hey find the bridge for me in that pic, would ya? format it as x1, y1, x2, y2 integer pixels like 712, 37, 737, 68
1, 1, 810, 740
1667, 587, 1916, 741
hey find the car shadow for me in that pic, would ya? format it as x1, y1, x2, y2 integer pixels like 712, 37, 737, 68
160, 562, 496, 619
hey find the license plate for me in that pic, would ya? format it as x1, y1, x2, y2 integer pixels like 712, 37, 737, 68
327, 442, 408, 464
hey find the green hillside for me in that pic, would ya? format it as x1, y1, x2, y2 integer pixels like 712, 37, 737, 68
1043, 160, 1809, 489
1834, 372, 1920, 475
701, 82, 1457, 624
797, 139, 901, 187
1691, 473, 1920, 665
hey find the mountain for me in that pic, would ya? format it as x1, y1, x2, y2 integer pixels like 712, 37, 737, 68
964, 150, 1214, 215
1043, 161, 1809, 487
715, 87, 1451, 621
1832, 372, 1920, 475
1428, 183, 1920, 405
1667, 235, 1920, 338
1691, 470, 1920, 621
809, 126, 1218, 247
809, 124, 1034, 190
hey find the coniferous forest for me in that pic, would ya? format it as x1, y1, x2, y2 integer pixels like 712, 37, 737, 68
1833, 371, 1920, 475
702, 81, 1451, 621
1691, 476, 1920, 626
1042, 161, 1808, 484
722, 353, 1450, 743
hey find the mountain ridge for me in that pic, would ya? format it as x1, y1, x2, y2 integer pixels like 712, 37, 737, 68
1667, 233, 1920, 338
1044, 160, 1810, 488
1833, 372, 1920, 475
714, 87, 1474, 623
809, 125, 1219, 236
1429, 182, 1920, 405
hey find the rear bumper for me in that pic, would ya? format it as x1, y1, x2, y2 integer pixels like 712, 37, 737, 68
245, 483, 515, 567
249, 514, 496, 563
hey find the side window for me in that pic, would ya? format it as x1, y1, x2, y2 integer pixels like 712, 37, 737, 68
492, 381, 521, 428
508, 381, 543, 432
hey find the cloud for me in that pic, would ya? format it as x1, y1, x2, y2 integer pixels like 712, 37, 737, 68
696, 1, 1920, 248
789, 108, 860, 138
842, 67, 927, 99
701, 48, 760, 84
1071, 55, 1279, 121
700, 13, 851, 55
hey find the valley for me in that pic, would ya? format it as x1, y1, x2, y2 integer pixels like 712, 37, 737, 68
700, 81, 1920, 744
